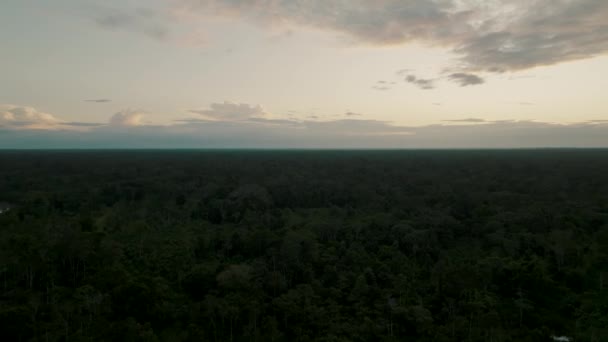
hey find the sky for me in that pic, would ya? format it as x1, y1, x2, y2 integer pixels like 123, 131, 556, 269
1, 0, 608, 148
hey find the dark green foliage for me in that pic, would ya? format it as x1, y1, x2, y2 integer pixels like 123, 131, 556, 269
0, 150, 607, 341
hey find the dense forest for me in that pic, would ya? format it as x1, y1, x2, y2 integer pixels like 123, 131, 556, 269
1, 150, 607, 341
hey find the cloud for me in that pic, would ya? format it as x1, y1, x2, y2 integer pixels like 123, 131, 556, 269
443, 118, 486, 123
372, 85, 391, 91
171, 0, 608, 72
4, 117, 608, 149
109, 109, 145, 127
448, 73, 485, 87
0, 105, 108, 131
372, 80, 393, 91
302, 119, 413, 136
405, 75, 435, 90
247, 117, 298, 125
4, 102, 608, 149
64, 122, 106, 127
173, 0, 455, 44
345, 112, 363, 117
88, 5, 170, 40
0, 105, 62, 130
85, 99, 112, 103
453, 0, 608, 72
189, 102, 268, 121
3, 102, 608, 148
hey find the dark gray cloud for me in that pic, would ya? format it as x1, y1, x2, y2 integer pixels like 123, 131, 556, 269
173, 0, 608, 72
448, 73, 485, 87
85, 99, 112, 103
454, 1, 608, 72
405, 75, 435, 90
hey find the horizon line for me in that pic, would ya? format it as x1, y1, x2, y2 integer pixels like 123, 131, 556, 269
2, 147, 608, 152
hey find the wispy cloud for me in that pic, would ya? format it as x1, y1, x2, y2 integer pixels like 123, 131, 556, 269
372, 85, 391, 91
85, 99, 112, 103
86, 5, 170, 41
405, 75, 435, 90
443, 118, 487, 123
372, 80, 393, 91
64, 122, 106, 127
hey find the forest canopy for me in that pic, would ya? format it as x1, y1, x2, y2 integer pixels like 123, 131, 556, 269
0, 150, 607, 341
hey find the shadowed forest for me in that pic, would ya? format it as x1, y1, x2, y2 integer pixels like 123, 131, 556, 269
1, 150, 607, 341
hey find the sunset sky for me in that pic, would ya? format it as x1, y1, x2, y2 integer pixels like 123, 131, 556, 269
2, 0, 608, 148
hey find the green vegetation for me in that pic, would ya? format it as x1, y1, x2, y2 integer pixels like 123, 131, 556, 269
1, 150, 607, 341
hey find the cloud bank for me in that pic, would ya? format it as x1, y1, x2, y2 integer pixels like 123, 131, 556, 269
189, 102, 267, 121
3, 103, 608, 148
